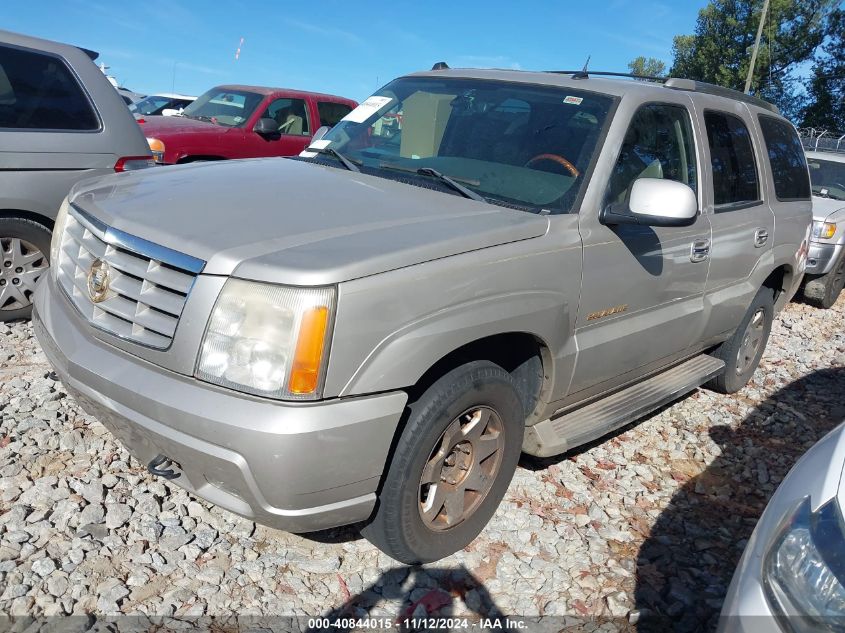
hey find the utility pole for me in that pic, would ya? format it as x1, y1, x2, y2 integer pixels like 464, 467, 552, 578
745, 0, 771, 94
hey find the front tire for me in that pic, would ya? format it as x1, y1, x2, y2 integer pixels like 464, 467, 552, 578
706, 286, 774, 394
362, 361, 524, 564
803, 252, 845, 309
0, 217, 52, 322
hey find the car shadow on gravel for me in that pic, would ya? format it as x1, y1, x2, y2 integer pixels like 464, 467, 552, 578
304, 565, 511, 632
634, 367, 845, 633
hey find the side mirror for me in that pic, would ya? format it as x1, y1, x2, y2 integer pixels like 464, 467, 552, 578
253, 118, 279, 135
601, 178, 698, 227
311, 125, 331, 142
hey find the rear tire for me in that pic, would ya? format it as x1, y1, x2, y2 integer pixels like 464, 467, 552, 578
803, 252, 845, 309
0, 217, 52, 322
361, 361, 524, 564
705, 286, 774, 394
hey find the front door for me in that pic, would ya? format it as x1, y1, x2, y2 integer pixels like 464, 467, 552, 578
569, 100, 711, 398
244, 96, 313, 157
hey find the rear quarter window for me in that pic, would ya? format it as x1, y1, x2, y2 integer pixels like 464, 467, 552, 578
0, 43, 99, 131
317, 101, 353, 127
757, 115, 811, 201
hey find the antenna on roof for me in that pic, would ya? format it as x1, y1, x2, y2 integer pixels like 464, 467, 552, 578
431, 61, 450, 71
572, 55, 591, 79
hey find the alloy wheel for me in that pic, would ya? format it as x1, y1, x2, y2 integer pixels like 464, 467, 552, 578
418, 406, 506, 531
735, 308, 765, 375
0, 238, 48, 311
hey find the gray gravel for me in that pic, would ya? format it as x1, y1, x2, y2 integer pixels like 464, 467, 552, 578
1, 295, 844, 630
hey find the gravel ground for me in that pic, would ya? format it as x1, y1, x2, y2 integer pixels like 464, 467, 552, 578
1, 295, 844, 631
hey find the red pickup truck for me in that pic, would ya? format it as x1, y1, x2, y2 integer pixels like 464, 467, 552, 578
141, 85, 357, 164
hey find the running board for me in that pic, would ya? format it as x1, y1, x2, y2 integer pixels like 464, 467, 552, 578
522, 354, 725, 458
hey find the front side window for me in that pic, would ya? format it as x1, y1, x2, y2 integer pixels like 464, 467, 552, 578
705, 111, 760, 208
312, 77, 615, 212
806, 157, 845, 201
317, 101, 353, 127
258, 97, 310, 135
180, 88, 264, 127
758, 116, 811, 201
0, 44, 98, 130
605, 103, 698, 208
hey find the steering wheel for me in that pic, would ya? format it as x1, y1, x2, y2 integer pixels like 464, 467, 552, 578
525, 153, 580, 177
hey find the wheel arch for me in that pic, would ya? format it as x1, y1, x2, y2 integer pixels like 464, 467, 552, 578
0, 209, 55, 231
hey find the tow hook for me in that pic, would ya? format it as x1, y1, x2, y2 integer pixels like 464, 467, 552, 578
147, 454, 181, 480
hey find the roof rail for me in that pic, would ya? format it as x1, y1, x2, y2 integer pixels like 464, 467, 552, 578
547, 70, 666, 82
663, 78, 778, 114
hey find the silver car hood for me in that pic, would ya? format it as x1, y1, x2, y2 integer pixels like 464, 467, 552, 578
69, 158, 550, 285
811, 195, 845, 223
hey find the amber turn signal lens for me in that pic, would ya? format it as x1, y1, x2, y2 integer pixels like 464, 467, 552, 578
288, 306, 330, 394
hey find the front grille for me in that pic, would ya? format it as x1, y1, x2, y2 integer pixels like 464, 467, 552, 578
56, 205, 205, 349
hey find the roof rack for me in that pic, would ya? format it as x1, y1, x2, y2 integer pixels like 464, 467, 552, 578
429, 64, 780, 114
663, 78, 778, 114
545, 71, 779, 114
546, 70, 666, 82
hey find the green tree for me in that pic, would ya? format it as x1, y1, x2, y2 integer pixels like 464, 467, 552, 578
802, 8, 845, 132
670, 0, 835, 117
627, 56, 667, 78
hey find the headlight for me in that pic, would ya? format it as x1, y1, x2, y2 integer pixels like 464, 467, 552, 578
146, 137, 165, 163
50, 197, 70, 272
196, 280, 334, 400
812, 221, 837, 240
764, 497, 845, 630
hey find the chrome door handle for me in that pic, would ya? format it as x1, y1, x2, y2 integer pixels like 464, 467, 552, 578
754, 228, 769, 248
690, 238, 711, 263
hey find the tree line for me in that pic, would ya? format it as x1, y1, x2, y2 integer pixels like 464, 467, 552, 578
627, 0, 844, 132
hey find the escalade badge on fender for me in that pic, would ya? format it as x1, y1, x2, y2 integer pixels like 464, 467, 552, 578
87, 259, 111, 303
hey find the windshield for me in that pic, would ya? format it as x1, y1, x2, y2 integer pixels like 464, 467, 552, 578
180, 88, 264, 127
130, 95, 192, 115
808, 157, 845, 200
314, 77, 614, 212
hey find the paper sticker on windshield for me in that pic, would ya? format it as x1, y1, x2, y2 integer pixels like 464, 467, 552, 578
563, 96, 583, 105
299, 138, 331, 158
342, 95, 394, 124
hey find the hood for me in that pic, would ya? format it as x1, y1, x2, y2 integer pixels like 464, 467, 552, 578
811, 195, 845, 223
139, 115, 227, 137
69, 158, 550, 285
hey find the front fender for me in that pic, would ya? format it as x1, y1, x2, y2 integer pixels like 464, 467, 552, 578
322, 228, 582, 399
339, 290, 566, 397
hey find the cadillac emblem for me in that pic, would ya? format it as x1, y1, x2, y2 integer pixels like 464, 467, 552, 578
87, 259, 111, 303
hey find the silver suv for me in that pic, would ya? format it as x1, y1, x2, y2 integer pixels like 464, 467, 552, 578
800, 149, 845, 308
33, 67, 812, 563
0, 29, 153, 321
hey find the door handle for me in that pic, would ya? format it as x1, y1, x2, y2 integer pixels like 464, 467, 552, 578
690, 238, 711, 263
754, 228, 769, 248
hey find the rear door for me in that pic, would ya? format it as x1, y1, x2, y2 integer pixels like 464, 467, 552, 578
570, 98, 711, 398
694, 98, 775, 343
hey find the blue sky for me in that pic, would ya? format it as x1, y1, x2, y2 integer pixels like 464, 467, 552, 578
6, 0, 702, 101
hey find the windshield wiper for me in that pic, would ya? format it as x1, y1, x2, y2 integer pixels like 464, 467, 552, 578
312, 147, 360, 172
417, 167, 486, 202
378, 162, 485, 202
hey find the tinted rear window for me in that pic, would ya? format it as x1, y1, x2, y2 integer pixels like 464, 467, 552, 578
704, 111, 759, 207
758, 115, 811, 201
0, 43, 99, 130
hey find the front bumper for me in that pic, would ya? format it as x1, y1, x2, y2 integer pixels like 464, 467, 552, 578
806, 241, 844, 275
33, 274, 407, 533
